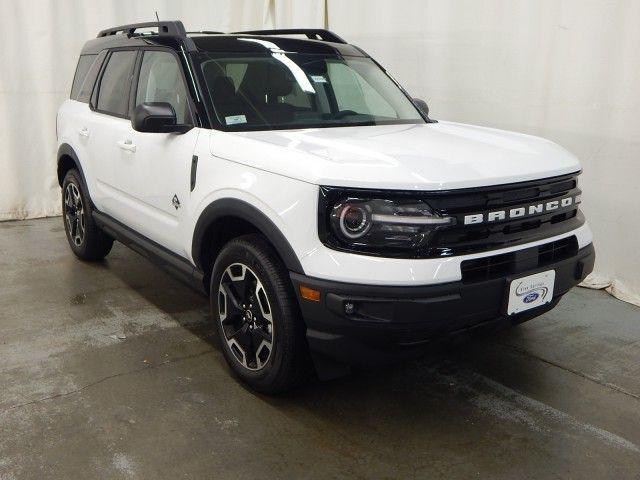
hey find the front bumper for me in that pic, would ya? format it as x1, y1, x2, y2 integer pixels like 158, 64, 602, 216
291, 243, 595, 369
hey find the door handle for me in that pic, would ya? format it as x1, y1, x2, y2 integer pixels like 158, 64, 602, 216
117, 139, 136, 153
79, 127, 90, 138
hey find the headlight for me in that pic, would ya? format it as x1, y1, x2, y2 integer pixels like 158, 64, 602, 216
336, 201, 373, 239
320, 191, 455, 256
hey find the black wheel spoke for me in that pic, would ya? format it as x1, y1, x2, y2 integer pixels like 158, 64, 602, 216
221, 282, 244, 317
227, 326, 241, 339
243, 275, 256, 302
252, 327, 271, 344
226, 323, 248, 344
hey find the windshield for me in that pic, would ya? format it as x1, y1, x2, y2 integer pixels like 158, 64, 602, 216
196, 48, 425, 130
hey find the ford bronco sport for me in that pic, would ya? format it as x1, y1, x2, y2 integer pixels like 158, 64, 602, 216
57, 21, 595, 393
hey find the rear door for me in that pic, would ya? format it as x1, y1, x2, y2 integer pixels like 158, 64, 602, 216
63, 51, 106, 204
111, 48, 199, 254
86, 49, 138, 214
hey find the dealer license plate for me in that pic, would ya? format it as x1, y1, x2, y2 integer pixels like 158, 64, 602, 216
507, 270, 556, 315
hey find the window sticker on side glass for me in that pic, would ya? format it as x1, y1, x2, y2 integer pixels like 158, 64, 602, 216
225, 115, 247, 125
310, 75, 327, 83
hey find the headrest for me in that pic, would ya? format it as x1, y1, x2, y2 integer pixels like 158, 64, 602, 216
266, 65, 294, 97
202, 61, 225, 88
237, 62, 297, 102
212, 76, 236, 100
305, 59, 328, 75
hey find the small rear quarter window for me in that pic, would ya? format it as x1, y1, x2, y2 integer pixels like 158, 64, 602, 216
71, 51, 107, 103
70, 55, 96, 100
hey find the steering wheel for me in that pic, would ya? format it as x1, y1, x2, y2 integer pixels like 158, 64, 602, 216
335, 110, 359, 119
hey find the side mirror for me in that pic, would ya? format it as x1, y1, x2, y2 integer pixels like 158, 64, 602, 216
131, 102, 192, 134
412, 98, 430, 117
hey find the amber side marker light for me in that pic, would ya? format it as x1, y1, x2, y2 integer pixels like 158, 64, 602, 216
299, 285, 321, 302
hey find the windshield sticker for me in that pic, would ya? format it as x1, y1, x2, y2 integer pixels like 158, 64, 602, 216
310, 75, 327, 83
225, 115, 247, 125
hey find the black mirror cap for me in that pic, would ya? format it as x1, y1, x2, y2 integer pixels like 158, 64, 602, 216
131, 102, 192, 133
412, 98, 437, 123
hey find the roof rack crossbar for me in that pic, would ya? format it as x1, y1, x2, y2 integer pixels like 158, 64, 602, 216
97, 21, 187, 38
232, 29, 346, 44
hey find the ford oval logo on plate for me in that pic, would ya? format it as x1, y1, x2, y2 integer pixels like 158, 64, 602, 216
523, 292, 540, 303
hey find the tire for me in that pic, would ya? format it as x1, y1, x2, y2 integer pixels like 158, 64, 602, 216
62, 169, 113, 261
210, 234, 310, 394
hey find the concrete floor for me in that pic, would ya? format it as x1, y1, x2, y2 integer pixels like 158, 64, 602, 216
1, 217, 639, 479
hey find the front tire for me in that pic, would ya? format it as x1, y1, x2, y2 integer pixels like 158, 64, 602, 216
210, 234, 310, 393
62, 169, 113, 261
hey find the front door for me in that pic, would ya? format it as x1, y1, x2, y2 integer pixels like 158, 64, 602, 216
111, 49, 199, 255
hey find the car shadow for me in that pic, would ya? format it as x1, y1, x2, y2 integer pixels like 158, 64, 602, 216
100, 242, 518, 397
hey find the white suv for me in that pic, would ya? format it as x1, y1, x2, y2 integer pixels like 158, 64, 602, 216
57, 21, 595, 392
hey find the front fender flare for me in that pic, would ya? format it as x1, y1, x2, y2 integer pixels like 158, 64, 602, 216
192, 198, 304, 274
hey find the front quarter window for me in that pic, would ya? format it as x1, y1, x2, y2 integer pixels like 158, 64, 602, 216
197, 50, 424, 130
135, 50, 192, 124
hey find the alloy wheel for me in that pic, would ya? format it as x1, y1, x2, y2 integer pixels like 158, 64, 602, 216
64, 183, 85, 247
218, 263, 274, 371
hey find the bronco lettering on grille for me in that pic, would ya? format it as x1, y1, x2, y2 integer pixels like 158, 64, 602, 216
463, 195, 581, 225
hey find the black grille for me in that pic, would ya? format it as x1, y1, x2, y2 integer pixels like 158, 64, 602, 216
461, 235, 579, 283
460, 251, 515, 283
538, 235, 579, 266
424, 173, 583, 257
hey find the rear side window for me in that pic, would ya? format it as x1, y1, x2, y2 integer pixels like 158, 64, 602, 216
96, 51, 137, 116
70, 55, 95, 100
75, 51, 107, 103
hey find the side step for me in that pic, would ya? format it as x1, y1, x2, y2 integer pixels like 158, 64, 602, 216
92, 210, 206, 295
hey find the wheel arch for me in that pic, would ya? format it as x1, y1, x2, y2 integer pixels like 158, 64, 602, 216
57, 144, 89, 192
192, 198, 305, 283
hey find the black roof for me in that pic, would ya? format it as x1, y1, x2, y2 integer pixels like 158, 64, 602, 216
189, 35, 365, 57
81, 20, 366, 57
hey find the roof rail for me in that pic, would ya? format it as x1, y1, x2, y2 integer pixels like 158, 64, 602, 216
232, 29, 346, 44
97, 20, 187, 38
186, 31, 225, 35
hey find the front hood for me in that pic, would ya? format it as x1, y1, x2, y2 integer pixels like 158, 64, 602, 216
210, 122, 581, 190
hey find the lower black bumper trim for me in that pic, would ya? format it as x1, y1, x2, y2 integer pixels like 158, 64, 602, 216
291, 243, 595, 367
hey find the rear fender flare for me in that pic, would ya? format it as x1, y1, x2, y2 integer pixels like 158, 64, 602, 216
57, 144, 90, 197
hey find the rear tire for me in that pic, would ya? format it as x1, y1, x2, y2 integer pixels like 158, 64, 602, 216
210, 234, 310, 394
62, 169, 113, 261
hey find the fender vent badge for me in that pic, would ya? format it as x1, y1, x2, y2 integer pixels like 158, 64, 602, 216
172, 195, 181, 209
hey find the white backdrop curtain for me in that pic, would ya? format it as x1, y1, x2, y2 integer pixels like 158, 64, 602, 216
0, 0, 638, 303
